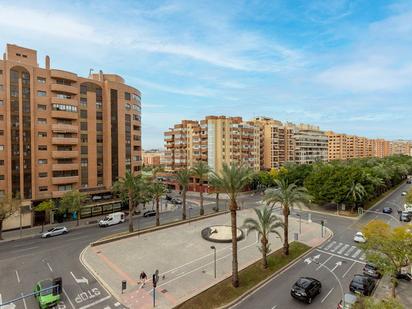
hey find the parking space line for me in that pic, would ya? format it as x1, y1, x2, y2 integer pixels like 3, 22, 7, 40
342, 261, 356, 278
316, 256, 332, 271
47, 262, 53, 272
316, 249, 366, 264
15, 270, 20, 283
21, 292, 27, 309
321, 287, 334, 303
330, 242, 343, 252
351, 249, 362, 258
344, 246, 356, 256
63, 288, 76, 309
78, 295, 111, 309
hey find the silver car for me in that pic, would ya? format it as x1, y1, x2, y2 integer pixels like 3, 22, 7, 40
41, 226, 69, 238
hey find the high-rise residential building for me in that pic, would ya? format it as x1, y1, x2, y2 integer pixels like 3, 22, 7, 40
293, 123, 328, 164
390, 140, 412, 156
0, 44, 142, 205
164, 116, 260, 173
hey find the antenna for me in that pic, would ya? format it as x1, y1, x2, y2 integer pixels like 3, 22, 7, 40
89, 68, 94, 76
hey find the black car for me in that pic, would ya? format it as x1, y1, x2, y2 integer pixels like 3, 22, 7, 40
165, 194, 173, 201
362, 263, 382, 279
291, 277, 322, 304
407, 180, 411, 184
349, 274, 376, 296
143, 210, 156, 217
382, 207, 392, 214
396, 272, 412, 281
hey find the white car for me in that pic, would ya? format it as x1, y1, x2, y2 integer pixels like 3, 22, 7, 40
41, 226, 69, 238
354, 232, 366, 243
402, 191, 407, 196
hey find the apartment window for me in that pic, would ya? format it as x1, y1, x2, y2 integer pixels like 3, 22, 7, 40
0, 160, 3, 165
38, 132, 47, 137
131, 93, 141, 101
124, 92, 131, 100
0, 70, 2, 75
133, 114, 140, 121
39, 186, 48, 192
0, 145, 4, 151
80, 110, 87, 118
0, 174, 4, 180
52, 104, 77, 112
80, 85, 87, 94
80, 97, 87, 106
125, 103, 131, 110
81, 159, 88, 167
96, 111, 103, 120
38, 159, 47, 164
37, 118, 47, 124
80, 122, 87, 130
37, 77, 46, 84
39, 172, 48, 178
38, 145, 47, 151
81, 134, 88, 143
96, 123, 103, 131
37, 90, 47, 97
96, 135, 103, 143
96, 101, 102, 109
58, 184, 72, 191
0, 115, 3, 121
0, 190, 4, 197
0, 100, 3, 107
81, 146, 88, 154
0, 85, 3, 92
37, 104, 47, 111
56, 93, 71, 99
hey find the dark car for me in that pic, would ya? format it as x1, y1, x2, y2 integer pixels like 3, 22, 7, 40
171, 198, 182, 205
396, 271, 412, 281
400, 212, 412, 222
349, 274, 376, 296
407, 180, 411, 184
382, 207, 392, 214
291, 277, 322, 304
102, 194, 113, 200
362, 263, 382, 279
165, 194, 173, 201
143, 210, 156, 217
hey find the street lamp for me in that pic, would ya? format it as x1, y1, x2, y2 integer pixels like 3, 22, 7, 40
296, 213, 302, 234
210, 246, 216, 278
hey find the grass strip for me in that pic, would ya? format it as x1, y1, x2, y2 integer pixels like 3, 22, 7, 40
176, 241, 310, 309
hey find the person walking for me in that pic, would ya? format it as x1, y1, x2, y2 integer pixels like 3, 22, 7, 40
139, 271, 147, 287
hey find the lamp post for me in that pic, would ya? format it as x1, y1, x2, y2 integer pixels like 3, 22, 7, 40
296, 213, 302, 234
210, 246, 216, 278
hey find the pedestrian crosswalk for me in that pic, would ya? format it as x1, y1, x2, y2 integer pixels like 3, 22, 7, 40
318, 240, 366, 262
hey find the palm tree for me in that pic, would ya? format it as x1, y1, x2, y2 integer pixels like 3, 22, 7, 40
60, 190, 87, 226
243, 206, 283, 269
264, 179, 311, 256
191, 161, 211, 216
209, 163, 254, 288
176, 169, 191, 220
150, 181, 167, 226
346, 182, 367, 211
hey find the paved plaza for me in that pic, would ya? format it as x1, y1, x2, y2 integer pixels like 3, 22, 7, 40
82, 208, 328, 308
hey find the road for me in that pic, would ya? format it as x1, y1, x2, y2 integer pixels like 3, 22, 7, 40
0, 194, 258, 309
232, 182, 410, 309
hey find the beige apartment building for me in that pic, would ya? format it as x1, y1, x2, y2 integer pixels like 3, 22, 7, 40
164, 116, 260, 173
0, 44, 142, 206
390, 140, 412, 156
142, 149, 165, 167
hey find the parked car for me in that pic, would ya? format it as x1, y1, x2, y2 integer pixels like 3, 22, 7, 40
41, 226, 68, 238
92, 195, 102, 202
407, 180, 411, 184
33, 279, 61, 309
143, 210, 156, 217
102, 194, 113, 200
363, 263, 382, 279
290, 277, 322, 304
99, 212, 125, 227
171, 198, 182, 205
337, 293, 358, 309
382, 207, 393, 214
400, 212, 412, 222
349, 274, 376, 296
354, 232, 366, 243
401, 191, 407, 196
396, 271, 412, 281
165, 194, 173, 201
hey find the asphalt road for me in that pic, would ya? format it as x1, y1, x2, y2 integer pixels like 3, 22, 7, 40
0, 194, 258, 309
232, 182, 411, 309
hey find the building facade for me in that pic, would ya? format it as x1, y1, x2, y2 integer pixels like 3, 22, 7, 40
164, 116, 260, 173
142, 149, 164, 167
390, 140, 412, 156
0, 44, 142, 205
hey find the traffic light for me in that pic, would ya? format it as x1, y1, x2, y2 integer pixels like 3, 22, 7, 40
53, 277, 62, 295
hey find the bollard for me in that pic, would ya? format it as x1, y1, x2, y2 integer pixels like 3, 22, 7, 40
122, 280, 127, 294
308, 213, 312, 223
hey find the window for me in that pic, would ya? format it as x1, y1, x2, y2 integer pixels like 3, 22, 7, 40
39, 172, 48, 178
37, 104, 47, 111
80, 98, 87, 106
0, 145, 4, 151
81, 159, 88, 167
96, 101, 102, 109
38, 145, 47, 151
81, 134, 88, 143
38, 132, 47, 137
0, 130, 3, 136
80, 122, 87, 130
0, 175, 4, 180
96, 135, 103, 143
39, 186, 48, 192
0, 69, 2, 75
133, 114, 141, 121
80, 85, 87, 94
125, 103, 131, 110
58, 184, 72, 191
52, 104, 77, 112
37, 118, 47, 124
37, 77, 46, 84
0, 115, 3, 121
124, 92, 131, 100
80, 110, 87, 118
0, 160, 3, 165
131, 93, 141, 101
38, 159, 47, 164
96, 123, 103, 131
96, 112, 103, 120
56, 93, 71, 99
81, 146, 88, 154
0, 100, 3, 107
37, 90, 47, 97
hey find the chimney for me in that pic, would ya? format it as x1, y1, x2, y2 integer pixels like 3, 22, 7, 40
45, 55, 50, 69
99, 70, 103, 81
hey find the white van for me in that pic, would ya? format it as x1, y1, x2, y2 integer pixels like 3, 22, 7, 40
404, 204, 412, 213
99, 212, 125, 227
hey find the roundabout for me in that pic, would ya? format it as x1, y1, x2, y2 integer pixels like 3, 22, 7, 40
201, 225, 244, 243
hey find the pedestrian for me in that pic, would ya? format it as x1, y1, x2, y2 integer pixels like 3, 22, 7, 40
139, 271, 147, 287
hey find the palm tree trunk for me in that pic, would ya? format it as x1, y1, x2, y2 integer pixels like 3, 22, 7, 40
199, 183, 204, 216
230, 200, 239, 287
156, 197, 160, 226
128, 192, 134, 233
215, 192, 219, 212
391, 276, 397, 298
261, 236, 268, 269
0, 219, 3, 240
283, 206, 289, 256
182, 189, 187, 220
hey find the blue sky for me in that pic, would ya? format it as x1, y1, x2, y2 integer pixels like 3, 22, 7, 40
1, 0, 411, 148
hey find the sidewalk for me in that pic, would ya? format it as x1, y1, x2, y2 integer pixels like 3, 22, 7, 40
81, 207, 329, 309
374, 275, 412, 307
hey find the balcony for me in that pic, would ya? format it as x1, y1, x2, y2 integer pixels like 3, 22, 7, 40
52, 137, 78, 145
51, 110, 78, 120
52, 190, 71, 198
52, 176, 79, 185
51, 96, 78, 106
52, 163, 79, 171
50, 69, 78, 81
52, 150, 78, 159
51, 83, 78, 95
52, 124, 78, 134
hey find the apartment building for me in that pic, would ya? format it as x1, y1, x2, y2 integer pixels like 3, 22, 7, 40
390, 140, 412, 156
164, 116, 260, 173
0, 44, 142, 205
293, 123, 328, 164
142, 149, 165, 167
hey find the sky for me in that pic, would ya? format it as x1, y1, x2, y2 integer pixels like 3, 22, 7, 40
0, 0, 411, 149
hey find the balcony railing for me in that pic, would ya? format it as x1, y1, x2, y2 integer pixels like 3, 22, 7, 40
52, 124, 78, 133
52, 150, 78, 159
50, 69, 78, 81
51, 110, 78, 120
52, 163, 79, 171
52, 176, 79, 185
51, 83, 78, 95
52, 137, 78, 145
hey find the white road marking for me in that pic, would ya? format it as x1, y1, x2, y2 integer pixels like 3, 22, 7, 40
63, 288, 76, 309
15, 270, 20, 283
330, 242, 343, 252
272, 306, 278, 309
342, 261, 356, 278
321, 287, 334, 303
47, 262, 53, 272
21, 293, 27, 309
352, 249, 362, 258
316, 249, 366, 264
324, 241, 336, 250
344, 246, 356, 256
316, 256, 332, 271
359, 253, 366, 261
78, 295, 111, 309
70, 272, 89, 285
337, 244, 349, 255
14, 246, 38, 253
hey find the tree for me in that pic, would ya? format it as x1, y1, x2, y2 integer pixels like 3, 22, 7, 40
176, 169, 191, 220
243, 206, 283, 268
405, 187, 412, 205
60, 190, 87, 227
34, 199, 55, 232
113, 172, 141, 232
150, 181, 166, 226
191, 161, 211, 216
360, 220, 412, 298
0, 194, 21, 240
264, 179, 311, 255
209, 163, 254, 288
354, 296, 404, 309
346, 181, 367, 211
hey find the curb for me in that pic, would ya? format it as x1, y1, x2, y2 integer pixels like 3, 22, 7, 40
304, 209, 358, 220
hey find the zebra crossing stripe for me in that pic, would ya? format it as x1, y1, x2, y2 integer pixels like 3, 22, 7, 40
338, 244, 349, 255
352, 249, 362, 258
345, 246, 356, 256
331, 242, 343, 252
360, 253, 366, 260
324, 241, 336, 250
